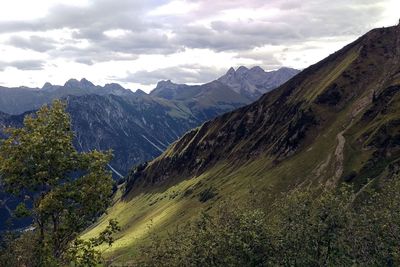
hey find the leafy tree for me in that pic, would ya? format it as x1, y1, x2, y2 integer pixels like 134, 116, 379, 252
269, 185, 356, 266
0, 100, 116, 265
136, 178, 400, 267
137, 204, 272, 267
65, 219, 121, 266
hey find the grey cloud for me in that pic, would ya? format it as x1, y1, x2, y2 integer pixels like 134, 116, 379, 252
0, 0, 393, 67
49, 30, 179, 64
173, 22, 300, 51
0, 0, 160, 33
173, 0, 386, 52
7, 35, 57, 52
49, 45, 139, 65
95, 31, 178, 54
0, 60, 45, 71
235, 50, 283, 69
119, 65, 225, 85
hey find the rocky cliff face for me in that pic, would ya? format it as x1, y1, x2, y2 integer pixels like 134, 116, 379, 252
217, 66, 300, 101
65, 94, 203, 174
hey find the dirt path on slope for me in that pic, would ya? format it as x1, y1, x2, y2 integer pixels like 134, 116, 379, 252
333, 94, 372, 183
333, 127, 348, 180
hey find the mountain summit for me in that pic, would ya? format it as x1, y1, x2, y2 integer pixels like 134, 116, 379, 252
150, 66, 300, 102
217, 66, 300, 100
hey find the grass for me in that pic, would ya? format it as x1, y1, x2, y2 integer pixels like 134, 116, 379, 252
82, 105, 352, 264
84, 94, 399, 265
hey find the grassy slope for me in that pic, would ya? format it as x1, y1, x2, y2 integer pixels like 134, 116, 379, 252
82, 102, 355, 264
83, 25, 400, 265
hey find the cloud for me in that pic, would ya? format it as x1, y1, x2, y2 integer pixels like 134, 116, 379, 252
0, 60, 45, 71
6, 35, 57, 52
119, 64, 226, 85
0, 0, 390, 55
0, 0, 397, 88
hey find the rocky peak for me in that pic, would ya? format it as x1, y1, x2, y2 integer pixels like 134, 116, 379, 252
64, 79, 80, 88
41, 82, 53, 90
135, 89, 146, 95
64, 78, 95, 89
217, 65, 300, 100
236, 66, 249, 75
79, 78, 95, 89
226, 67, 236, 76
250, 66, 265, 74
104, 83, 125, 91
155, 80, 176, 89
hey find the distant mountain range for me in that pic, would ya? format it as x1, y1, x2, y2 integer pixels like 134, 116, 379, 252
0, 66, 299, 174
0, 78, 135, 115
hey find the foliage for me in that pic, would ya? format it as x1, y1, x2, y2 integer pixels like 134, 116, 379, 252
65, 219, 121, 267
136, 178, 400, 266
0, 100, 116, 266
137, 204, 271, 267
198, 187, 218, 202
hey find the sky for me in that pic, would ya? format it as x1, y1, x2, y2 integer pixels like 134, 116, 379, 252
0, 0, 398, 92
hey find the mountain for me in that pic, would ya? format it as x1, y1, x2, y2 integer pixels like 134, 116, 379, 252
83, 24, 400, 263
0, 66, 298, 174
150, 80, 250, 121
0, 93, 201, 175
0, 65, 299, 120
150, 67, 300, 103
0, 78, 253, 174
65, 94, 202, 174
0, 78, 134, 115
0, 67, 297, 231
217, 66, 300, 101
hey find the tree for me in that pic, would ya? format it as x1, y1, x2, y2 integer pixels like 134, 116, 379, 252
0, 100, 115, 265
135, 178, 400, 266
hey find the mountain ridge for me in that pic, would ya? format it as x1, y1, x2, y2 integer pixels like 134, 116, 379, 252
0, 66, 299, 174
80, 25, 400, 263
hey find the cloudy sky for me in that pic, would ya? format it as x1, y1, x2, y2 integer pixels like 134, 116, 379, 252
0, 0, 398, 92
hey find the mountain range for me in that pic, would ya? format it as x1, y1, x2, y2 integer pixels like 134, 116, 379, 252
82, 24, 400, 264
0, 66, 299, 174
0, 66, 299, 230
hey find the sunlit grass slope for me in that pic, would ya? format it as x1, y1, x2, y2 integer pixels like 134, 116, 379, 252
84, 25, 400, 265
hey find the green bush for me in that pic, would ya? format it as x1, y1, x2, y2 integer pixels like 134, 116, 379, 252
135, 177, 400, 266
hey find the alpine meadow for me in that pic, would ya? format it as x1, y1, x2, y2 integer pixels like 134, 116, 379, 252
0, 1, 400, 266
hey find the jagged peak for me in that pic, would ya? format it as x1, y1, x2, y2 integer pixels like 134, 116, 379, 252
226, 67, 235, 75
155, 80, 177, 89
135, 89, 147, 95
236, 66, 249, 74
80, 78, 95, 87
64, 78, 95, 89
41, 82, 53, 90
64, 78, 79, 86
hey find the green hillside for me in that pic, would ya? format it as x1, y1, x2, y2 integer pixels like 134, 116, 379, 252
83, 24, 400, 264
